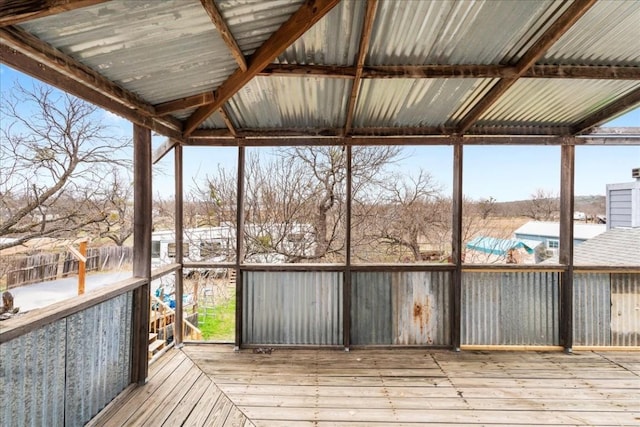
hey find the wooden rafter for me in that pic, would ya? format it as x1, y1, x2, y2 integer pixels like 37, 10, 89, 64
456, 0, 598, 134
0, 42, 183, 140
152, 63, 640, 116
152, 139, 178, 164
572, 88, 640, 135
200, 0, 247, 72
0, 26, 184, 139
184, 134, 640, 148
155, 92, 215, 116
183, 0, 341, 136
343, 0, 377, 136
0, 0, 108, 26
218, 105, 237, 137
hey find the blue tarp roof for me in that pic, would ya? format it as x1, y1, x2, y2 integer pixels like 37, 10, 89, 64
466, 236, 541, 256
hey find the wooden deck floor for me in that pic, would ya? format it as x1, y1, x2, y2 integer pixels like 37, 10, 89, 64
91, 345, 640, 426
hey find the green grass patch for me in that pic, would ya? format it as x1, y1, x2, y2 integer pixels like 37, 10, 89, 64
197, 291, 235, 341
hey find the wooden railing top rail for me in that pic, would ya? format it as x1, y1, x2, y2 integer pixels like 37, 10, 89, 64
151, 263, 181, 280
462, 264, 567, 273
0, 276, 146, 344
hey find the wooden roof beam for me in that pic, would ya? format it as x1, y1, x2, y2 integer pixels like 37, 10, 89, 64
456, 0, 597, 134
184, 0, 341, 136
152, 63, 640, 116
200, 0, 247, 72
218, 105, 237, 137
0, 42, 183, 140
0, 26, 184, 139
344, 0, 377, 136
155, 92, 215, 116
572, 88, 640, 135
0, 0, 108, 26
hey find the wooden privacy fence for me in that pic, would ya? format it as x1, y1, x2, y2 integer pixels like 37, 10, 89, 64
4, 246, 133, 289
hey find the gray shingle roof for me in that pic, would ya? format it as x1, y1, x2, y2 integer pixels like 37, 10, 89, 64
573, 227, 640, 266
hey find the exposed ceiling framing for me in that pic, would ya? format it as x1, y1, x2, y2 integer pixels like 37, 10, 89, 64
183, 0, 342, 136
0, 0, 638, 146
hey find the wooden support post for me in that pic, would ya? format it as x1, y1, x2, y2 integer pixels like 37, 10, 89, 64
451, 142, 463, 351
559, 144, 575, 352
343, 144, 352, 350
174, 143, 184, 346
131, 123, 152, 385
234, 146, 245, 350
78, 240, 87, 295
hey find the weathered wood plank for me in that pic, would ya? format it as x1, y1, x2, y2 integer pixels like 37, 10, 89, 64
181, 382, 223, 427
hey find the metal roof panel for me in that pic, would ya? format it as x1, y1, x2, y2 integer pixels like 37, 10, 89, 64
226, 76, 351, 129
543, 0, 640, 66
478, 79, 640, 126
354, 78, 496, 128
368, 0, 568, 65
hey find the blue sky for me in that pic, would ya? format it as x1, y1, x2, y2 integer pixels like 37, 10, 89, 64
2, 64, 639, 202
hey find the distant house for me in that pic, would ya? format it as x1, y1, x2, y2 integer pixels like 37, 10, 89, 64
465, 236, 542, 264
545, 227, 640, 266
514, 221, 606, 256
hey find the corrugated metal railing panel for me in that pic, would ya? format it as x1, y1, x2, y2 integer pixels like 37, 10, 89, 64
573, 273, 611, 346
462, 272, 560, 345
611, 273, 640, 347
351, 271, 451, 346
351, 272, 392, 345
0, 291, 133, 427
1, 320, 67, 426
65, 291, 133, 426
243, 271, 343, 345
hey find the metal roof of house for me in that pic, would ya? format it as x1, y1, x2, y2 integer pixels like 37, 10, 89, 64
1, 0, 639, 147
514, 221, 607, 241
466, 236, 542, 256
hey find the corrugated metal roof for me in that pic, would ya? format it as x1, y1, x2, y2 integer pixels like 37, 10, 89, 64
20, 0, 238, 104
478, 79, 640, 125
466, 236, 541, 256
367, 0, 568, 65
515, 221, 607, 241
543, 0, 640, 66
217, 0, 304, 56
354, 78, 495, 128
277, 0, 364, 66
201, 110, 229, 129
226, 76, 351, 128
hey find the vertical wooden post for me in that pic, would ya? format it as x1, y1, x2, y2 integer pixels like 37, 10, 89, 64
131, 123, 152, 385
234, 146, 245, 350
78, 240, 87, 295
451, 142, 463, 351
559, 143, 575, 352
174, 142, 184, 346
343, 144, 352, 350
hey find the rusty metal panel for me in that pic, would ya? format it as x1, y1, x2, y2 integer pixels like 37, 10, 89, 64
391, 271, 451, 346
65, 291, 133, 426
351, 272, 392, 345
462, 272, 560, 345
243, 271, 342, 345
351, 271, 451, 346
573, 273, 611, 346
0, 320, 66, 426
611, 273, 640, 347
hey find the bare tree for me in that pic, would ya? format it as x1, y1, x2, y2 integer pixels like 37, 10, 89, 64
527, 188, 559, 221
92, 169, 134, 246
353, 170, 447, 262
0, 83, 130, 250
